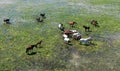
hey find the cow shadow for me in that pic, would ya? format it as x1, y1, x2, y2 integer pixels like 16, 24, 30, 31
84, 42, 97, 46
27, 52, 37, 55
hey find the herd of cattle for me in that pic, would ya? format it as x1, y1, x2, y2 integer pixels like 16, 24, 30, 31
58, 20, 99, 45
3, 13, 99, 54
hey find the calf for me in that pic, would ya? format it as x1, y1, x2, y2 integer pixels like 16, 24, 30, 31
4, 18, 10, 24
83, 25, 90, 32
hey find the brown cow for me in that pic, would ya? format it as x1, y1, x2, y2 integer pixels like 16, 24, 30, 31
35, 40, 42, 47
68, 21, 77, 27
63, 30, 74, 37
63, 30, 74, 34
26, 45, 37, 53
91, 20, 99, 27
26, 40, 42, 54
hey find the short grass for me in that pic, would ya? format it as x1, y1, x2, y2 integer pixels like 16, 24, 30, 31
0, 0, 120, 71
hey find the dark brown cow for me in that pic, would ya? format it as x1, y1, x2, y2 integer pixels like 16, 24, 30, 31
91, 20, 99, 27
26, 40, 42, 54
35, 40, 42, 47
26, 45, 37, 53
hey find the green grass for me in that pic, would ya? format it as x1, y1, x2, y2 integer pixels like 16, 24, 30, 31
0, 0, 120, 71
86, 0, 120, 5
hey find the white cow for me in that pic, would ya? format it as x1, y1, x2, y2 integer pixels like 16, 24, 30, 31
62, 34, 70, 43
72, 32, 81, 40
64, 37, 70, 43
58, 24, 64, 31
79, 37, 92, 44
63, 34, 68, 38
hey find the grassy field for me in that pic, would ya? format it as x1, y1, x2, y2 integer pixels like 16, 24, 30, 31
0, 0, 120, 71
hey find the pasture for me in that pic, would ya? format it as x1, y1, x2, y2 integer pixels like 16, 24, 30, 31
0, 0, 120, 71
